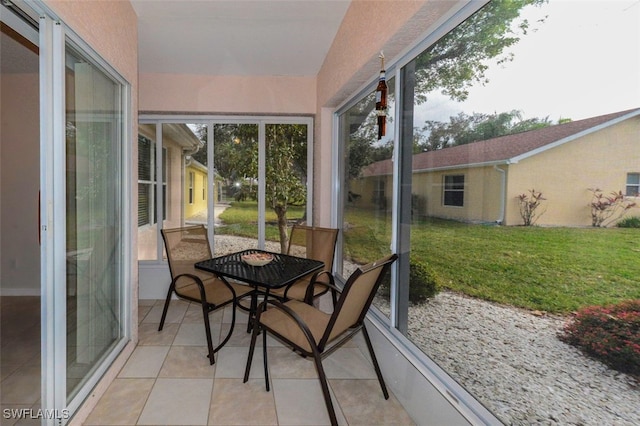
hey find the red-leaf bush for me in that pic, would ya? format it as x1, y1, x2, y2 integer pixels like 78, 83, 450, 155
559, 300, 640, 378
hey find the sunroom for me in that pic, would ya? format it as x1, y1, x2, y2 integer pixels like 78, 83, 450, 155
1, 0, 639, 425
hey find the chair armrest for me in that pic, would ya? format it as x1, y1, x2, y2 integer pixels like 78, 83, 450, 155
174, 272, 238, 301
257, 299, 320, 352
303, 270, 340, 305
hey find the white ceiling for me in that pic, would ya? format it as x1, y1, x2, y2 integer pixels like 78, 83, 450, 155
131, 0, 352, 76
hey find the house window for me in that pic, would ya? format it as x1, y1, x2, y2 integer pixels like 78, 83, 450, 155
443, 175, 464, 207
138, 136, 152, 226
202, 175, 207, 200
188, 171, 195, 204
626, 173, 639, 196
137, 135, 166, 227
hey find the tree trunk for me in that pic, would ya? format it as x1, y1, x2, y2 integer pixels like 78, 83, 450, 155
275, 205, 289, 253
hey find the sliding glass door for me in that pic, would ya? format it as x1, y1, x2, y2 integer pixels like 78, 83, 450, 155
64, 44, 126, 403
38, 11, 130, 423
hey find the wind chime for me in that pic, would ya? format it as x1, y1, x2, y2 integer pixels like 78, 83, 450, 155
375, 51, 387, 140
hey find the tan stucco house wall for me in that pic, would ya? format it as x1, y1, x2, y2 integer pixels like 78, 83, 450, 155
505, 116, 640, 226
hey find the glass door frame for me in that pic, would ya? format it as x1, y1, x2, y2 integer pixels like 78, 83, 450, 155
38, 4, 132, 423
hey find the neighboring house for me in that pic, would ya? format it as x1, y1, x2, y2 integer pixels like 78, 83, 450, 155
137, 123, 204, 259
354, 108, 640, 226
184, 157, 208, 220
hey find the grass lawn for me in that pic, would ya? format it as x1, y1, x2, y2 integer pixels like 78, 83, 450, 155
218, 202, 640, 314
217, 201, 305, 241
409, 217, 640, 314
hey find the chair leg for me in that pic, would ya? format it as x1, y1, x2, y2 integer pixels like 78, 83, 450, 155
215, 300, 236, 352
158, 283, 174, 331
312, 353, 338, 426
247, 291, 258, 333
243, 317, 261, 384
202, 302, 216, 365
362, 324, 389, 399
262, 325, 269, 392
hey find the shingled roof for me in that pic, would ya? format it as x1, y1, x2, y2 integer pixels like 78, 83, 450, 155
362, 108, 640, 177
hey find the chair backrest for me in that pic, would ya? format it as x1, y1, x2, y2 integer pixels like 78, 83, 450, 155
321, 253, 398, 348
161, 225, 212, 281
287, 225, 338, 281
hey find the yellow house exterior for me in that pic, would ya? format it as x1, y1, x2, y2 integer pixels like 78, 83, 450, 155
356, 109, 640, 226
184, 159, 208, 220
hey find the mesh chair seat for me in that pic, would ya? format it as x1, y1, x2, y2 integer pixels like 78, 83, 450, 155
174, 275, 254, 307
259, 300, 331, 352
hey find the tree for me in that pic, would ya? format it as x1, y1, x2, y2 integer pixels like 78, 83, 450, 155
418, 110, 554, 151
192, 123, 308, 251
265, 124, 307, 252
350, 0, 548, 167
192, 124, 260, 200
412, 0, 548, 103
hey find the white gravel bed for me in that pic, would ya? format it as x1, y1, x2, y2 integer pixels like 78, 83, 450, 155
213, 235, 639, 425
376, 291, 639, 425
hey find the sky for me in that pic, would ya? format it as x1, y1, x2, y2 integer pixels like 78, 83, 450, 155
416, 0, 640, 125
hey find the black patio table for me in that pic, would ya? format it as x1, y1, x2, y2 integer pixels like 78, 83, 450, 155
195, 249, 324, 328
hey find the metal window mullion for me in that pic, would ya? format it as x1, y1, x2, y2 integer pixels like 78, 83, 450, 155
393, 64, 414, 334
306, 120, 314, 225
155, 123, 163, 260
258, 122, 266, 249
207, 123, 215, 249
331, 112, 343, 277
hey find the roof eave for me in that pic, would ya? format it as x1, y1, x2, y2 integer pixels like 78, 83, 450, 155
509, 109, 640, 164
413, 159, 511, 174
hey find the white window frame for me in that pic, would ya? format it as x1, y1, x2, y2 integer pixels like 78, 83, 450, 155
626, 172, 639, 197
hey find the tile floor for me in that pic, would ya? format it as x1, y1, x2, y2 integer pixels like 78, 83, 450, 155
85, 299, 416, 425
0, 296, 41, 426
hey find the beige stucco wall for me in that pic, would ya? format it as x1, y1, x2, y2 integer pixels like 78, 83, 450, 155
46, 0, 138, 84
411, 166, 503, 223
354, 165, 504, 223
139, 73, 316, 114
505, 118, 640, 226
349, 175, 390, 211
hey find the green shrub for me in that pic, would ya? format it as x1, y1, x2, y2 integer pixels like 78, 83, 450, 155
379, 257, 440, 304
558, 300, 640, 378
617, 216, 640, 228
